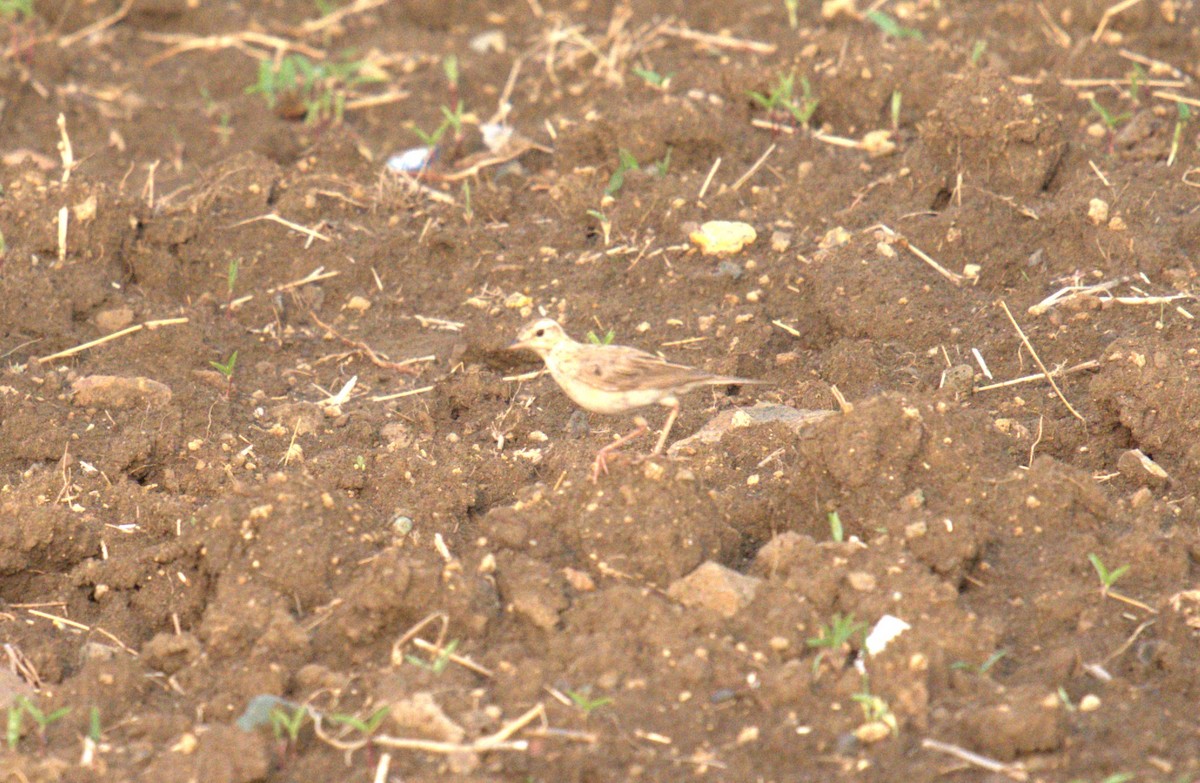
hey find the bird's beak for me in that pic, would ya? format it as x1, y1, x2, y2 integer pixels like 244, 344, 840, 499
508, 339, 531, 352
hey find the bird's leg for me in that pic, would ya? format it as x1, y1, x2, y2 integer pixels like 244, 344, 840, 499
651, 398, 681, 455
591, 416, 648, 482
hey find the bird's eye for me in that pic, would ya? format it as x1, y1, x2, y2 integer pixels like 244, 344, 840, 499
535, 329, 545, 337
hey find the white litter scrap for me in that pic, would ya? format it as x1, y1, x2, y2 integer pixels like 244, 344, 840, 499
387, 146, 437, 174
865, 614, 911, 657
320, 375, 358, 408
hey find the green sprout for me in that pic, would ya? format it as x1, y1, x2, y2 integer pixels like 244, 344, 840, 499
0, 0, 32, 21
440, 100, 466, 137
749, 72, 819, 128
246, 53, 384, 125
410, 99, 467, 151
1057, 685, 1076, 712
1127, 63, 1146, 105
88, 707, 102, 743
442, 54, 460, 91
951, 648, 1008, 675
9, 696, 70, 747
632, 67, 673, 89
806, 613, 867, 674
327, 707, 389, 736
6, 703, 21, 750
199, 87, 235, 144
586, 208, 612, 246
851, 682, 898, 736
1088, 553, 1129, 596
1098, 774, 1135, 783
783, 0, 799, 29
1088, 97, 1131, 132
890, 90, 902, 131
653, 146, 673, 177
1168, 102, 1191, 166
606, 148, 640, 196
827, 511, 844, 543
410, 121, 448, 148
210, 351, 238, 380
586, 329, 615, 346
269, 705, 309, 745
215, 111, 233, 144
210, 351, 238, 398
566, 688, 612, 715
353, 455, 367, 471
865, 10, 924, 40
404, 639, 459, 674
970, 40, 987, 66
977, 648, 1009, 674
226, 258, 240, 299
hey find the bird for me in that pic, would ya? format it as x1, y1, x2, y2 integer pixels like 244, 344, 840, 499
508, 317, 762, 480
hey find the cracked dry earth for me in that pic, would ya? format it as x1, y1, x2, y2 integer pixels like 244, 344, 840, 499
3, 0, 1200, 781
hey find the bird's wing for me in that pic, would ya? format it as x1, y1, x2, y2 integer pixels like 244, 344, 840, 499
559, 343, 729, 394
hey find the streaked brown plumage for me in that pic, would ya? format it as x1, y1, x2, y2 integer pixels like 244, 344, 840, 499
509, 317, 761, 479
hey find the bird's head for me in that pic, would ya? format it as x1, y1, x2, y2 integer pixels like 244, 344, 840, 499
509, 317, 569, 357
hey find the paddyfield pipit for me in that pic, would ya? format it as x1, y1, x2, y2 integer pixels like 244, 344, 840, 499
509, 318, 762, 480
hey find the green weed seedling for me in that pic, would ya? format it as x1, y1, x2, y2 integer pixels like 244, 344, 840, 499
88, 706, 102, 743
210, 350, 238, 397
405, 639, 459, 674
749, 72, 818, 128
587, 329, 615, 346
566, 687, 612, 716
632, 67, 673, 89
1127, 64, 1146, 105
827, 511, 844, 543
0, 0, 32, 20
653, 146, 673, 177
1169, 102, 1191, 166
410, 121, 448, 149
327, 706, 389, 737
409, 97, 467, 156
224, 257, 240, 313
440, 100, 466, 138
606, 149, 640, 196
226, 258, 239, 297
6, 702, 21, 750
1094, 97, 1128, 146
1088, 553, 1129, 597
866, 10, 924, 40
950, 648, 1008, 675
353, 455, 367, 471
200, 87, 234, 144
586, 208, 612, 246
269, 704, 309, 746
443, 54, 460, 93
461, 181, 473, 225
783, 0, 799, 29
807, 613, 867, 674
10, 696, 70, 748
246, 53, 383, 125
851, 682, 898, 736
1099, 774, 1136, 783
970, 40, 987, 66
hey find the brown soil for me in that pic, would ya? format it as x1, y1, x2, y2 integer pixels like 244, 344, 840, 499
2, 1, 1200, 781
